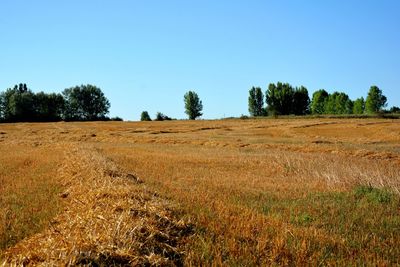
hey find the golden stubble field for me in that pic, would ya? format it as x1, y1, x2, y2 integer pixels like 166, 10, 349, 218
0, 118, 399, 265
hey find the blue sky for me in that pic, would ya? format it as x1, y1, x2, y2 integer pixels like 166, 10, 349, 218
1, 0, 399, 120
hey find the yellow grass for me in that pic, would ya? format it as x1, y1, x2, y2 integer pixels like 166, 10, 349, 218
1, 118, 399, 265
0, 142, 63, 252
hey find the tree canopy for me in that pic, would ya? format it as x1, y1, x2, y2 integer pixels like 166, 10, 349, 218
1, 83, 110, 122
324, 92, 353, 114
365, 86, 387, 114
154, 112, 172, 121
140, 111, 152, 121
63, 84, 110, 121
0, 84, 65, 122
265, 82, 310, 115
184, 91, 203, 120
292, 86, 310, 115
0, 81, 397, 122
389, 106, 400, 113
353, 97, 365, 114
255, 83, 394, 117
311, 89, 329, 114
248, 87, 265, 117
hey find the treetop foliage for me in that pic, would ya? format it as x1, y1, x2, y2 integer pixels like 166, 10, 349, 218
63, 84, 110, 121
184, 91, 203, 120
265, 82, 310, 115
324, 92, 353, 115
310, 89, 329, 115
249, 83, 392, 117
365, 86, 387, 114
0, 83, 110, 122
248, 87, 264, 117
1, 82, 396, 123
155, 112, 172, 121
353, 97, 365, 115
140, 111, 152, 121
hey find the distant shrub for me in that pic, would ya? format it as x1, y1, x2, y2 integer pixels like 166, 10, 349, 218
98, 116, 123, 121
155, 112, 173, 121
389, 106, 400, 114
110, 116, 123, 121
140, 111, 151, 121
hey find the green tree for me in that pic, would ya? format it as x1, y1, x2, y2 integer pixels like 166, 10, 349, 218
0, 91, 6, 121
0, 97, 3, 121
34, 92, 65, 121
325, 92, 353, 114
292, 86, 310, 115
248, 87, 264, 116
141, 111, 152, 121
0, 85, 36, 122
311, 89, 329, 114
365, 86, 387, 114
389, 106, 400, 113
154, 112, 172, 121
62, 84, 110, 121
266, 82, 295, 115
353, 97, 365, 114
184, 91, 203, 120
155, 112, 164, 121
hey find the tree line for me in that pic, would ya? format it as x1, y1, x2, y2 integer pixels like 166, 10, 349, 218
248, 83, 398, 117
0, 84, 114, 122
0, 84, 205, 123
1, 82, 397, 123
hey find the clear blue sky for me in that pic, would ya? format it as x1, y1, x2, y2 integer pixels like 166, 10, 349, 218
1, 0, 399, 120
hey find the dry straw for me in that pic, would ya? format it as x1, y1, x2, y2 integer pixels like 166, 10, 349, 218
2, 145, 193, 266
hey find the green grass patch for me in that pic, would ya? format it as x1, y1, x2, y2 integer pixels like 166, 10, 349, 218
233, 187, 400, 264
354, 185, 393, 204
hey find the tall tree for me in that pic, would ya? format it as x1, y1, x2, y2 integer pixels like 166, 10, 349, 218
184, 91, 203, 120
0, 85, 35, 122
365, 86, 387, 114
0, 92, 4, 121
140, 111, 152, 121
63, 84, 110, 121
325, 92, 353, 114
0, 102, 2, 121
311, 89, 329, 114
248, 87, 264, 116
353, 97, 365, 114
34, 92, 65, 121
266, 82, 295, 115
292, 86, 310, 115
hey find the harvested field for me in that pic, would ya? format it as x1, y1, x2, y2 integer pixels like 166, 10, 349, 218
0, 118, 399, 265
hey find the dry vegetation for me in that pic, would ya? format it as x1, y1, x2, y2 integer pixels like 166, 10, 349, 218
0, 118, 399, 265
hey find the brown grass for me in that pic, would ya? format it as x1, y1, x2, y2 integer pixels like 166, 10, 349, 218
1, 118, 399, 265
0, 143, 63, 252
2, 144, 192, 265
